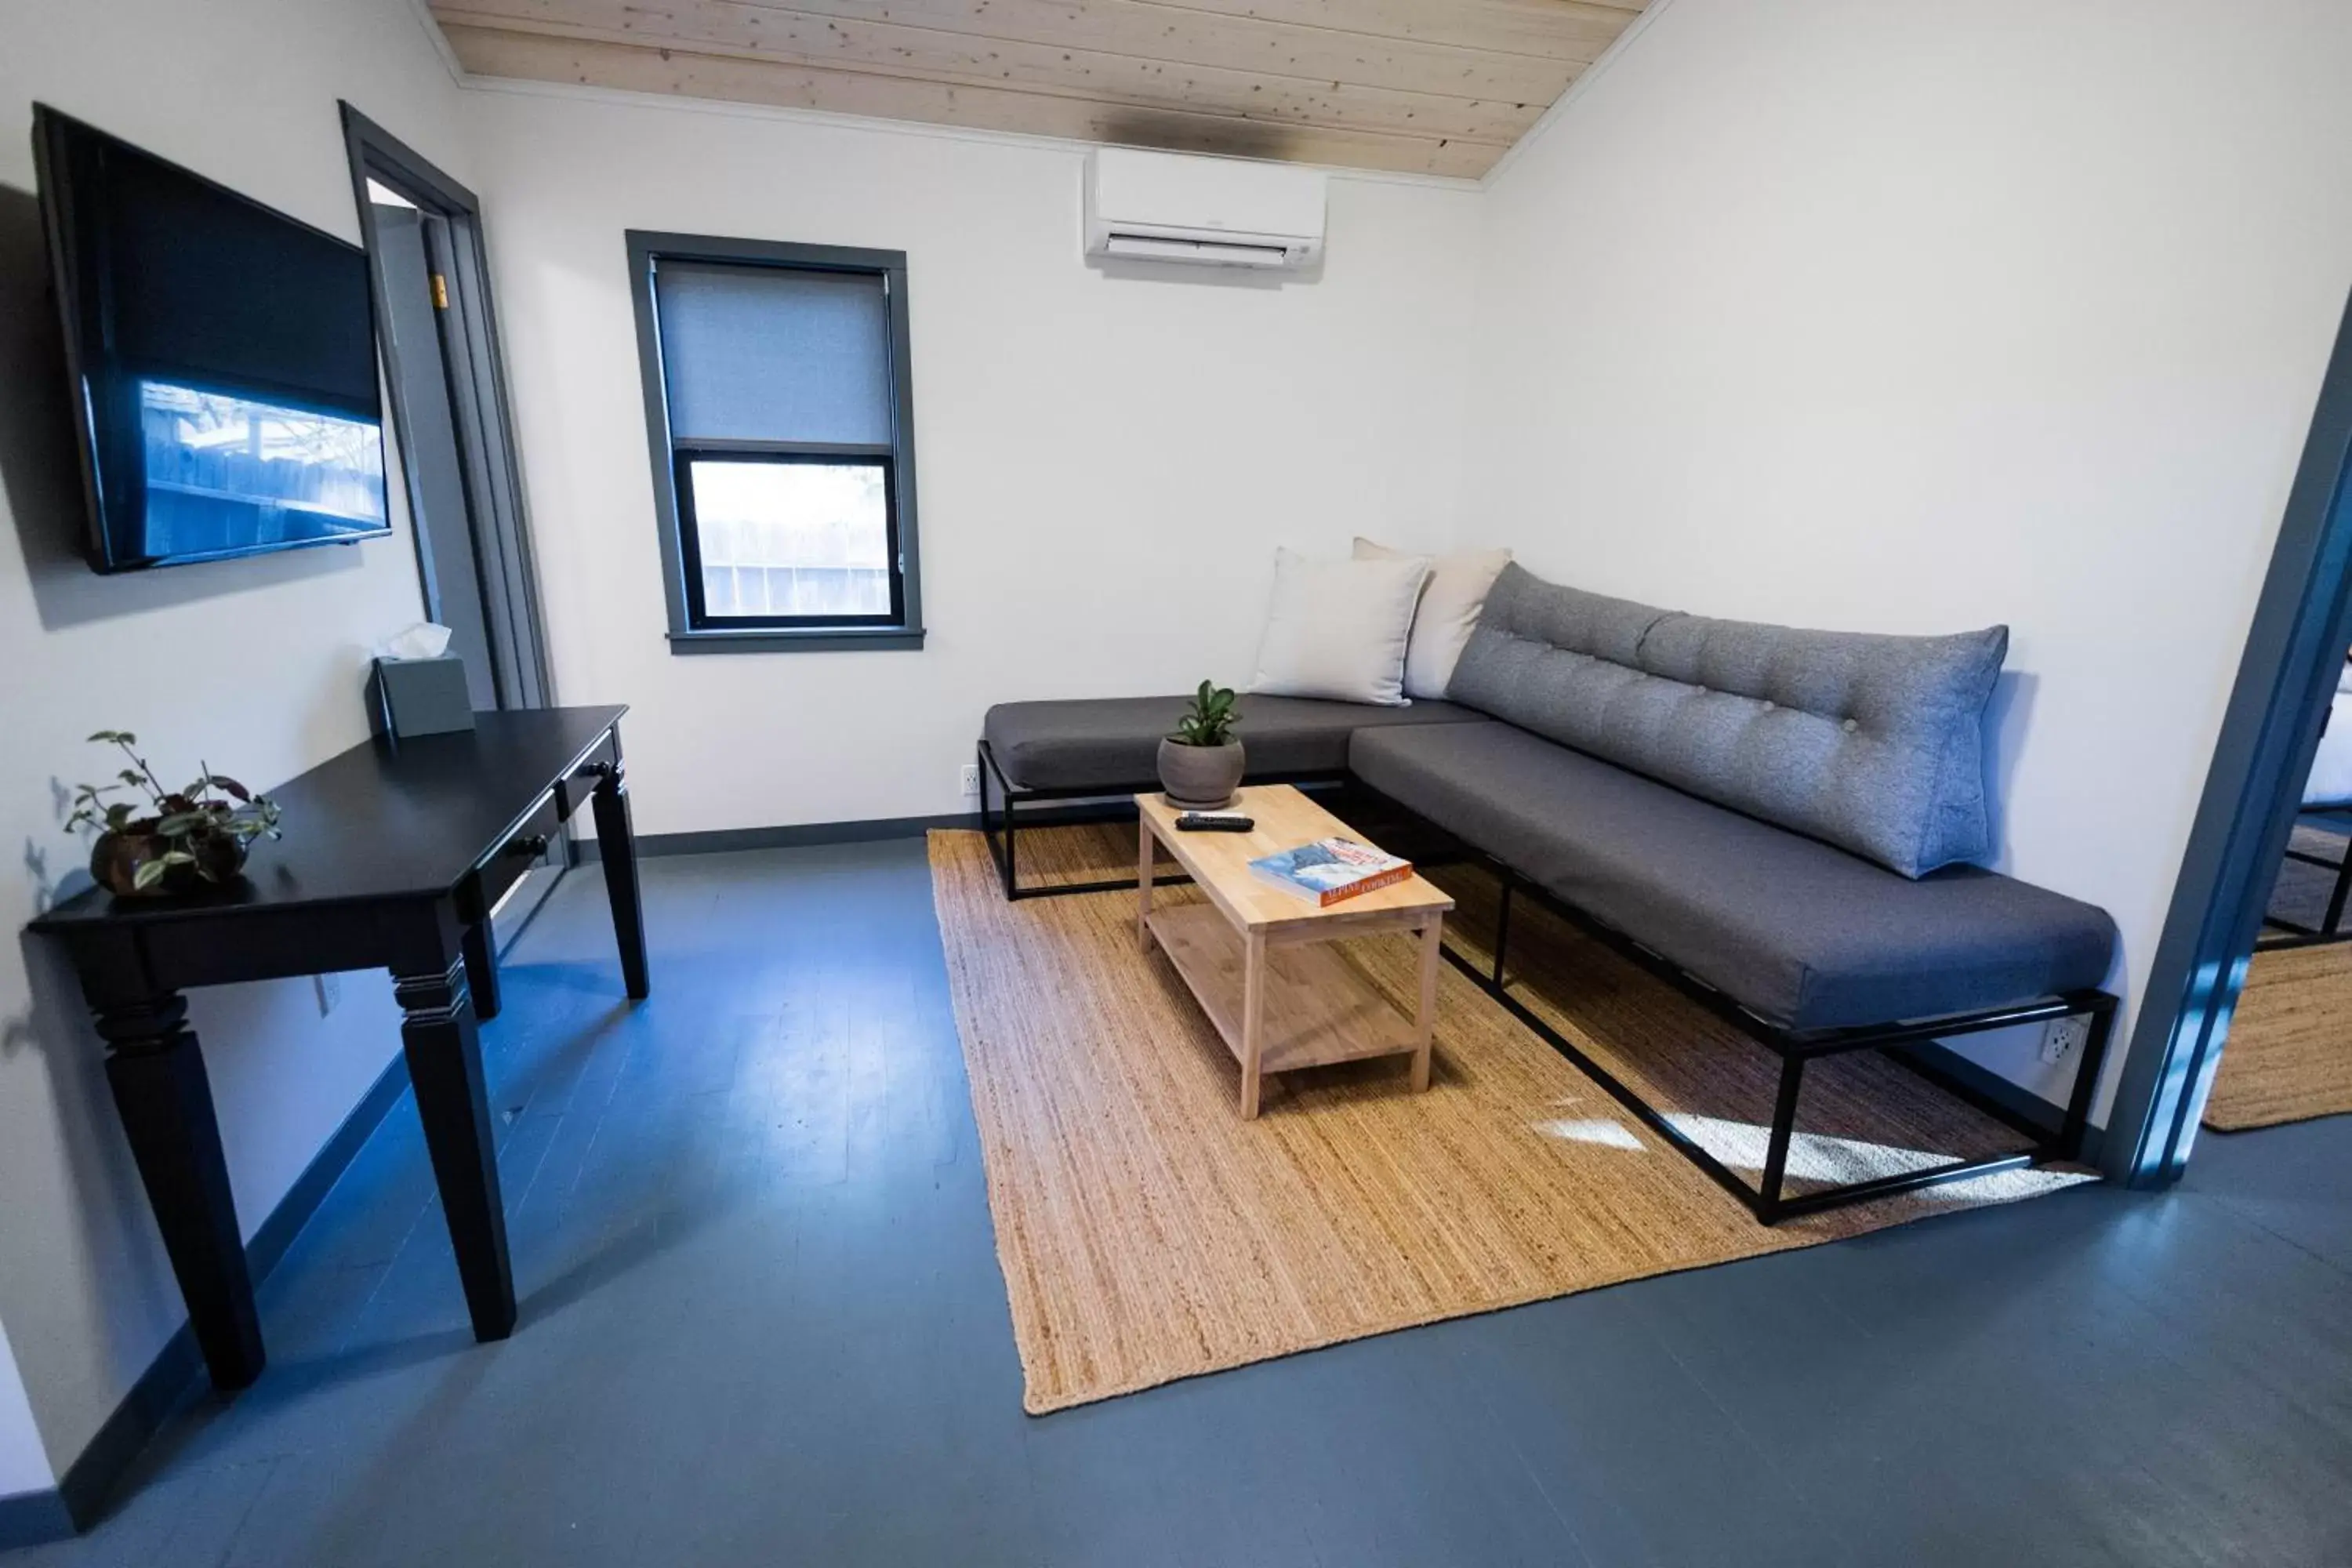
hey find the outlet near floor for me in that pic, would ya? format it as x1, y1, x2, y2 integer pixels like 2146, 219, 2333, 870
2041, 1014, 2089, 1066
958, 764, 981, 797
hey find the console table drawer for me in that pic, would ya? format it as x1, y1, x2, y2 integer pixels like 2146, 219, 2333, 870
463, 789, 562, 921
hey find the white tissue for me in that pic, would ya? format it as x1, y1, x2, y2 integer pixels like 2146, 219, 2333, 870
380, 622, 454, 661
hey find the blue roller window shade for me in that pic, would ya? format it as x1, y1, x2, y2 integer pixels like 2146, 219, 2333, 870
653, 261, 893, 446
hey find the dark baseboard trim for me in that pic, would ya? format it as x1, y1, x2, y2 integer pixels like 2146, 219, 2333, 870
571, 804, 1149, 863
605, 813, 978, 860
0, 1487, 75, 1552
1897, 1040, 2107, 1167
29, 1047, 416, 1539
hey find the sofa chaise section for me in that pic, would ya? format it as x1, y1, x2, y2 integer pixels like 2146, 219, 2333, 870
1363, 564, 2117, 1221
1348, 718, 2116, 1033
977, 694, 1486, 895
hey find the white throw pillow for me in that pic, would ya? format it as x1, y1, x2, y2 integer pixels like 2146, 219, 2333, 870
1248, 548, 1430, 707
1355, 537, 1512, 700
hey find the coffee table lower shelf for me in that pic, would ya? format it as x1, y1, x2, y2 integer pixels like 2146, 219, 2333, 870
1145, 903, 1424, 1083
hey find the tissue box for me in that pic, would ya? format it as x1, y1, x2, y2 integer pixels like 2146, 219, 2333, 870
366, 655, 477, 739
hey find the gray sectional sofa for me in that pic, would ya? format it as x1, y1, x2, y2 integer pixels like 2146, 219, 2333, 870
978, 563, 2120, 1223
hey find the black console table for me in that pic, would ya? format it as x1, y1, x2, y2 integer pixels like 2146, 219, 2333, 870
28, 706, 648, 1392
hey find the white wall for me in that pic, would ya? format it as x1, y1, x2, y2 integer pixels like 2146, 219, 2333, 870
0, 0, 466, 1483
0, 1323, 44, 1508
461, 86, 1483, 835
1467, 0, 2352, 1116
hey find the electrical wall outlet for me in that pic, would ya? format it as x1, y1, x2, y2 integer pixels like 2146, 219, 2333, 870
957, 763, 981, 797
2040, 1015, 2088, 1066
313, 971, 343, 1018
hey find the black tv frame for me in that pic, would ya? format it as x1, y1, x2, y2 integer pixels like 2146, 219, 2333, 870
32, 103, 393, 572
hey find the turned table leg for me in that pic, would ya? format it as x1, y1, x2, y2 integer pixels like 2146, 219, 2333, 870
394, 956, 515, 1342
95, 993, 266, 1390
586, 759, 650, 1001
460, 916, 501, 1022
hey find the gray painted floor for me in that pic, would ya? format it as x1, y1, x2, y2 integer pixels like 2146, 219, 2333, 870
15, 840, 2352, 1566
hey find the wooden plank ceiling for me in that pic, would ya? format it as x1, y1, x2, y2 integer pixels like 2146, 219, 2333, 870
429, 0, 1651, 178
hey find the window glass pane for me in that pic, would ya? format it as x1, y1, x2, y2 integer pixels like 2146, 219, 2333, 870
688, 458, 891, 619
654, 263, 891, 445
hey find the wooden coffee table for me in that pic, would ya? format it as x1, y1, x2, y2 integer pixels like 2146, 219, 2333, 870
1136, 784, 1454, 1118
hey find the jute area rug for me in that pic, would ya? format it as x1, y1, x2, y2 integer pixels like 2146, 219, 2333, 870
2209, 822, 2352, 1131
931, 825, 2087, 1414
2205, 940, 2352, 1131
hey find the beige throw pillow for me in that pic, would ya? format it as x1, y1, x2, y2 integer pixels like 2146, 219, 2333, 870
1355, 537, 1512, 700
1248, 548, 1431, 707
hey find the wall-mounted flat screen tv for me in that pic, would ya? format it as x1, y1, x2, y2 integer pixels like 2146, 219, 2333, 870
34, 105, 390, 572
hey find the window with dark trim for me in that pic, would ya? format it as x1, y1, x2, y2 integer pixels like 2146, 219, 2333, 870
626, 231, 923, 652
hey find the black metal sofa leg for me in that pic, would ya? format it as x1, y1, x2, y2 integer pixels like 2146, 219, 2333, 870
1492, 874, 1514, 989
1004, 793, 1021, 900
978, 742, 1028, 900
1755, 1054, 1808, 1225
2059, 996, 2118, 1162
2328, 846, 2352, 937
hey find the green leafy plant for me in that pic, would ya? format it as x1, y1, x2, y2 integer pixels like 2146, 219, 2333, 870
66, 731, 282, 891
1169, 681, 1241, 748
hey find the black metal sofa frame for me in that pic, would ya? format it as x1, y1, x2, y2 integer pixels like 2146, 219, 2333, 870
2256, 803, 2352, 949
975, 736, 1330, 902
974, 738, 2117, 1227
1428, 827, 2115, 1225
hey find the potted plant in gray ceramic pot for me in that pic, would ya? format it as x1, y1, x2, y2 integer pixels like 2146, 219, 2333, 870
1158, 681, 1244, 809
66, 731, 283, 897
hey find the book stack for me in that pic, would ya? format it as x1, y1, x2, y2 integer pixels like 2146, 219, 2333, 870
1248, 837, 1414, 907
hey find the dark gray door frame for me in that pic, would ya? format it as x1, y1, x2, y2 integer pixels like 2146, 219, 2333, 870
340, 103, 568, 944
339, 101, 554, 713
2105, 286, 2352, 1185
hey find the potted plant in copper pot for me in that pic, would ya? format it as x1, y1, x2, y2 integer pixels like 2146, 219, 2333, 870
66, 731, 283, 897
1157, 681, 1244, 809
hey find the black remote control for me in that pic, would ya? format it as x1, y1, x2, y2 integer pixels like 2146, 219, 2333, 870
1175, 811, 1254, 833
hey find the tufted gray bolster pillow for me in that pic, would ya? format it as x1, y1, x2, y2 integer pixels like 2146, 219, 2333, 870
1446, 564, 2007, 878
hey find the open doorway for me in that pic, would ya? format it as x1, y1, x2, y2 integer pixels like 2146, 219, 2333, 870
2201, 659, 2352, 1129
2107, 288, 2352, 1181
339, 103, 564, 950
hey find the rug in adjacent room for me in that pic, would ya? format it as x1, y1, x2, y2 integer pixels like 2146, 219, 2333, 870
2262, 818, 2352, 935
929, 826, 2089, 1414
2205, 940, 2352, 1131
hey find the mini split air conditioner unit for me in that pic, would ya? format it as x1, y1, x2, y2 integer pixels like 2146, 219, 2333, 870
1083, 147, 1327, 271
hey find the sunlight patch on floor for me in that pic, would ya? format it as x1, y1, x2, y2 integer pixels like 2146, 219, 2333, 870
1664, 1114, 1959, 1181
1532, 1117, 1647, 1151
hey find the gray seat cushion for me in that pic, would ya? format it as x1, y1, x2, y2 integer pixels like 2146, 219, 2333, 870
1447, 564, 2007, 878
982, 695, 1485, 793
1351, 720, 2116, 1031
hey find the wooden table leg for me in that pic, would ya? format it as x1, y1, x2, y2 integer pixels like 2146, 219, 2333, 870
1240, 929, 1266, 1119
1412, 916, 1442, 1092
587, 755, 650, 1000
461, 916, 501, 1022
93, 991, 267, 1390
394, 952, 517, 1343
1137, 816, 1156, 953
